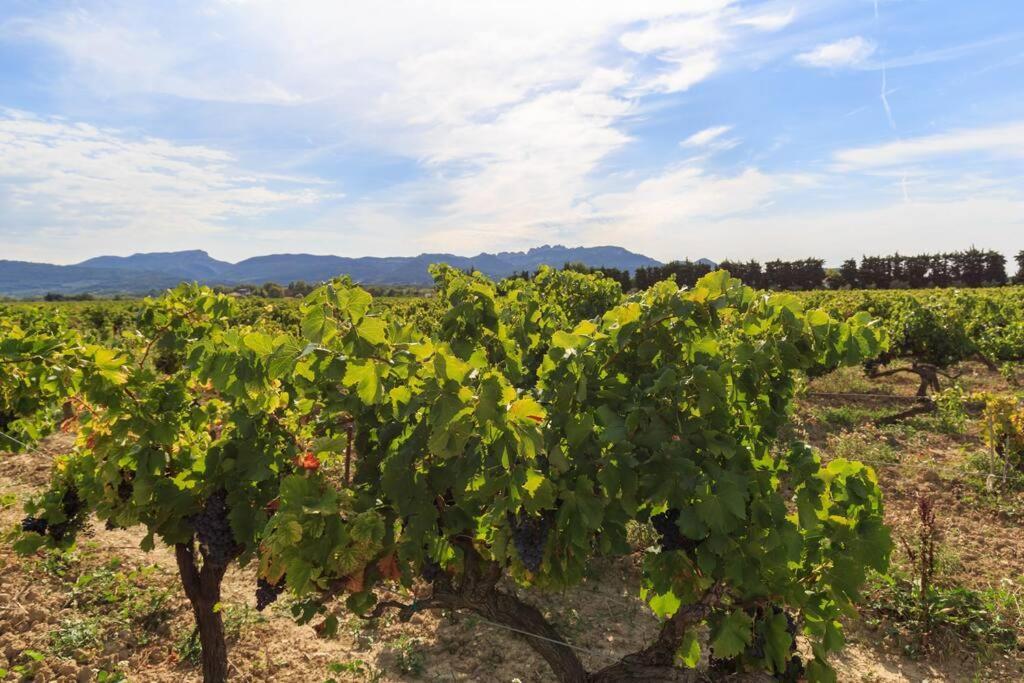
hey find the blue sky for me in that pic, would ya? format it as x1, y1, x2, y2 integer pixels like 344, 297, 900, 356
1, 0, 1022, 265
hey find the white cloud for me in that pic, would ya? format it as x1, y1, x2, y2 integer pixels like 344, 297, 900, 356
0, 110, 329, 260
796, 36, 876, 68
833, 121, 1024, 170
5, 0, 796, 259
668, 196, 1024, 265
592, 166, 795, 231
10, 1, 1016, 267
638, 52, 722, 94
682, 125, 735, 148
735, 7, 796, 32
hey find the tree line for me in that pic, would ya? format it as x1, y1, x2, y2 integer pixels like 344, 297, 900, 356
544, 248, 1024, 291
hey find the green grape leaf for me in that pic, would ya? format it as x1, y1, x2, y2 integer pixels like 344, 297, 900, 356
711, 609, 753, 659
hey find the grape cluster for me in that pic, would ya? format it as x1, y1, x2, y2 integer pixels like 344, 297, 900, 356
21, 515, 47, 534
510, 511, 552, 573
48, 487, 85, 542
420, 559, 443, 583
117, 473, 134, 502
651, 508, 699, 553
153, 349, 181, 375
781, 655, 805, 683
190, 489, 240, 568
745, 637, 766, 660
742, 607, 800, 668
255, 576, 286, 611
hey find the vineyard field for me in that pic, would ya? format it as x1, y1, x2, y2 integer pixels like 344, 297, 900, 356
2, 270, 1024, 682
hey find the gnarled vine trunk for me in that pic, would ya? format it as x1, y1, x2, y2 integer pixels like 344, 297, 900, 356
175, 542, 230, 683
393, 542, 725, 683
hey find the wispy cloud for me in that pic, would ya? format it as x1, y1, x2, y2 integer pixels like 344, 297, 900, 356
0, 109, 330, 259
862, 34, 1021, 71
4, 1, 798, 257
680, 125, 740, 154
796, 36, 877, 68
587, 165, 815, 248
735, 7, 796, 32
2, 1, 1022, 263
832, 120, 1024, 170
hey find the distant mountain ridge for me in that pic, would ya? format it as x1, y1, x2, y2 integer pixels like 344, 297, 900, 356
0, 245, 664, 297
77, 250, 233, 280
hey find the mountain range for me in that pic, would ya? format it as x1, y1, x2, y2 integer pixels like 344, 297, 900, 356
0, 245, 664, 297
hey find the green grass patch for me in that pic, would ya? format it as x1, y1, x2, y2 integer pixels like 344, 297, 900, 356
809, 367, 896, 395
50, 617, 102, 657
69, 559, 176, 636
826, 428, 902, 465
864, 570, 1020, 658
174, 604, 266, 667
811, 405, 892, 431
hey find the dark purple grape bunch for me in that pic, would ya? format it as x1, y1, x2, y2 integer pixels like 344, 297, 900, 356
651, 508, 700, 553
190, 489, 240, 568
117, 470, 134, 503
255, 576, 286, 611
509, 510, 553, 573
743, 607, 800, 669
49, 487, 85, 541
23, 487, 85, 542
153, 348, 181, 375
21, 515, 48, 534
420, 559, 443, 583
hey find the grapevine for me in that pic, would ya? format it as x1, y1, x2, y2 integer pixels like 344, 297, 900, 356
3, 270, 899, 683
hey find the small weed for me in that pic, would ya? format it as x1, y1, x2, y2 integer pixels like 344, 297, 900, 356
809, 367, 894, 395
866, 494, 1020, 659
324, 658, 384, 682
0, 491, 17, 508
174, 605, 266, 667
866, 572, 1018, 658
389, 636, 426, 677
1000, 362, 1023, 387
34, 545, 78, 578
50, 617, 102, 657
174, 628, 202, 666
6, 650, 46, 679
827, 428, 901, 465
933, 385, 970, 434
70, 560, 176, 635
813, 405, 890, 431
223, 604, 266, 641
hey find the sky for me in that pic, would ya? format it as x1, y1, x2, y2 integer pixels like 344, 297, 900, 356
1, 1, 1022, 266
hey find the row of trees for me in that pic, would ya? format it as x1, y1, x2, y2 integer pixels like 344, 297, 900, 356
591, 259, 828, 291
553, 248, 1024, 292
836, 249, 1011, 289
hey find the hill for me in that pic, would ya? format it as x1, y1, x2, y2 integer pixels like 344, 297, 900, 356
0, 245, 663, 297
